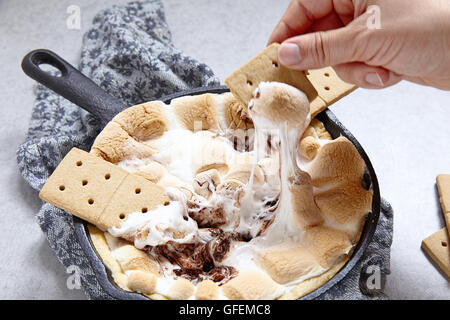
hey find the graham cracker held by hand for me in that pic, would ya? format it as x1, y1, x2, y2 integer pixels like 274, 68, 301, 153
224, 43, 356, 117
39, 147, 169, 230
306, 67, 356, 106
421, 227, 450, 278
437, 174, 450, 237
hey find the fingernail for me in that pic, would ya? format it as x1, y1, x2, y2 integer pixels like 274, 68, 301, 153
279, 43, 302, 65
365, 73, 384, 87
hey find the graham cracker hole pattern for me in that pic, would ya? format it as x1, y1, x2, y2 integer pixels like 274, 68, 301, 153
324, 86, 330, 91
88, 198, 94, 205
442, 241, 448, 247
119, 213, 125, 220
164, 201, 170, 206
247, 80, 253, 86
272, 61, 278, 67
324, 72, 330, 77
135, 188, 141, 194
82, 180, 88, 186
104, 173, 111, 180
141, 207, 148, 213
59, 185, 65, 191
76, 160, 82, 167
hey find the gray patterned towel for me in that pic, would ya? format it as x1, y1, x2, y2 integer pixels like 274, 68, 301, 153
17, 0, 393, 300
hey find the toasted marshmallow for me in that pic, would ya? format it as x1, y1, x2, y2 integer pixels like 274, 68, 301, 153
171, 94, 220, 131
302, 126, 317, 139
222, 92, 254, 130
113, 101, 169, 141
248, 82, 310, 129
166, 278, 195, 300
113, 244, 161, 275
304, 226, 352, 268
193, 169, 221, 199
314, 180, 373, 226
191, 131, 231, 175
288, 169, 324, 229
221, 270, 283, 300
135, 161, 167, 183
310, 118, 332, 140
196, 280, 220, 300
298, 136, 321, 160
216, 178, 246, 197
225, 154, 264, 186
309, 137, 365, 187
127, 270, 157, 295
256, 242, 321, 284
157, 172, 193, 196
91, 122, 156, 163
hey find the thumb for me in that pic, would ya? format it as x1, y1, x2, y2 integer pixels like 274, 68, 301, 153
278, 25, 364, 70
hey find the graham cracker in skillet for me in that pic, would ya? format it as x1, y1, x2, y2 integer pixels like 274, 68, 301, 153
437, 174, 450, 237
39, 147, 169, 230
224, 43, 356, 117
421, 227, 450, 278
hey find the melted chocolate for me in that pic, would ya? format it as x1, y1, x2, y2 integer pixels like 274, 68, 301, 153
142, 191, 279, 285
187, 201, 227, 228
150, 229, 249, 284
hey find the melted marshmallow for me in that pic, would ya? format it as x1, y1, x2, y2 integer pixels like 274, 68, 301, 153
108, 82, 362, 299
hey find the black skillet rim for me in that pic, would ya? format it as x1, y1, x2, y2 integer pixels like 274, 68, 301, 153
73, 85, 381, 300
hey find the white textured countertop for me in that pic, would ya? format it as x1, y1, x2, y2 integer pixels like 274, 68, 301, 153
0, 0, 448, 299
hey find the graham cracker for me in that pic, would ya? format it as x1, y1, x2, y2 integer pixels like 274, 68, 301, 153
306, 67, 357, 110
39, 147, 169, 230
421, 227, 450, 278
100, 174, 169, 228
437, 174, 450, 238
224, 43, 356, 117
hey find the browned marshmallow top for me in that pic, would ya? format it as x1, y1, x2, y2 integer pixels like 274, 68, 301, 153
89, 84, 372, 299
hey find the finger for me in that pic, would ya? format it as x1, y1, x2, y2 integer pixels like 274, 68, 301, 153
333, 62, 403, 89
277, 13, 378, 70
278, 27, 356, 69
308, 11, 343, 33
268, 0, 334, 45
332, 0, 357, 25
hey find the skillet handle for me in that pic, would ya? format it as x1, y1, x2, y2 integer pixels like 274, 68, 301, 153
21, 49, 125, 124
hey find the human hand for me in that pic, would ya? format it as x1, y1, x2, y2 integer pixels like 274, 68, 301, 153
268, 0, 450, 90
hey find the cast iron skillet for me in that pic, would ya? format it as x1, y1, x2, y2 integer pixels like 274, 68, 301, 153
22, 49, 380, 300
